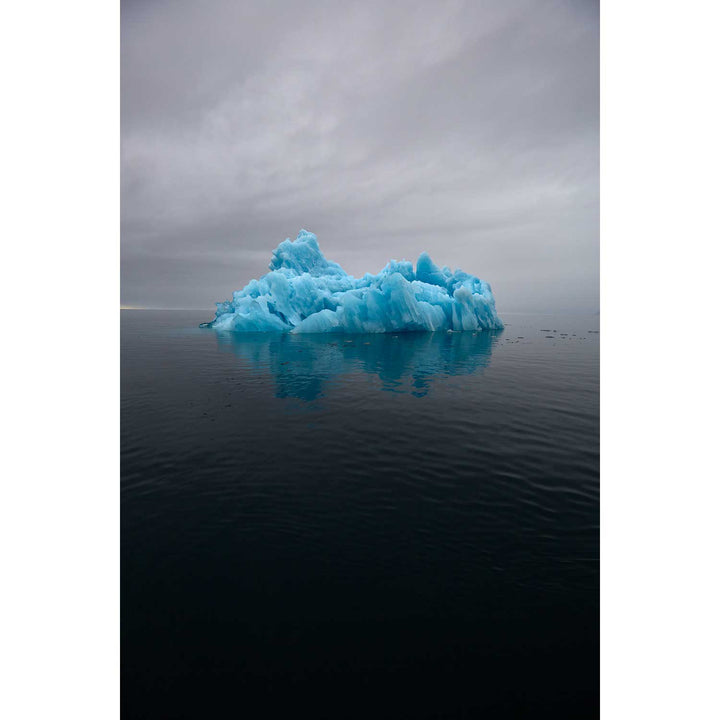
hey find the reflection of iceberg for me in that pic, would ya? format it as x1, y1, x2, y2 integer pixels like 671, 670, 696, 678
202, 230, 503, 333
215, 330, 501, 400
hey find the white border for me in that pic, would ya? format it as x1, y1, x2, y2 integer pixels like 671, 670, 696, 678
1, 1, 119, 718
602, 1, 719, 718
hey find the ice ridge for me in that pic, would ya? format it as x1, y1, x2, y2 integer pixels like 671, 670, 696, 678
201, 230, 503, 334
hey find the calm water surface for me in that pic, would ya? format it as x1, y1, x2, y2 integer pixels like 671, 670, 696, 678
122, 310, 599, 718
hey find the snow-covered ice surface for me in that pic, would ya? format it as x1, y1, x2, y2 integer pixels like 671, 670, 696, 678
201, 230, 503, 333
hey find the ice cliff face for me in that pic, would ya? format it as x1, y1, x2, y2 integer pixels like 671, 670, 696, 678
201, 230, 503, 334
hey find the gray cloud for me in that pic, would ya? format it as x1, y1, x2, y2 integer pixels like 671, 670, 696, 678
122, 0, 598, 313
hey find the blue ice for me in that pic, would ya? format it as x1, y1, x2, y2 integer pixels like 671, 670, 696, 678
201, 230, 503, 333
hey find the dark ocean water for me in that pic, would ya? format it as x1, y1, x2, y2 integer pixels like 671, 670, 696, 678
121, 310, 599, 719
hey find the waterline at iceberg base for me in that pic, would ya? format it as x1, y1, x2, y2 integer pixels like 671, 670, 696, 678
201, 230, 503, 334
213, 329, 500, 401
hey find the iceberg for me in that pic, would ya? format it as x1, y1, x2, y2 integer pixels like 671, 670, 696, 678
201, 230, 503, 333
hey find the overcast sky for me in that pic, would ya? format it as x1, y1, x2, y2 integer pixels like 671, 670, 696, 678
121, 0, 598, 313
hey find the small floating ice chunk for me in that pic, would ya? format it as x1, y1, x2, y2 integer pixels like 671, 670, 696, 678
201, 230, 503, 334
